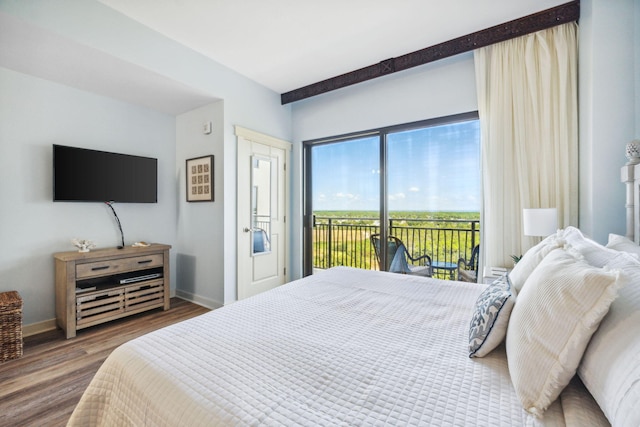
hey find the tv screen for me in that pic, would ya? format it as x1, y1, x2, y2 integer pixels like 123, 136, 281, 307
53, 145, 157, 203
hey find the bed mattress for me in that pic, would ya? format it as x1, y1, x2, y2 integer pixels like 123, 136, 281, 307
68, 267, 602, 426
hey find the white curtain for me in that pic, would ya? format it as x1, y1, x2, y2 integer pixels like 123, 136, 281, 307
474, 22, 578, 269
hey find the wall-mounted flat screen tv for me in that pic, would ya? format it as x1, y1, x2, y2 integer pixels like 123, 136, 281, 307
53, 144, 157, 203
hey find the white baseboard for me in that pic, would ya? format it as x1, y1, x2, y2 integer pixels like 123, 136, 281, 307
23, 319, 58, 337
175, 289, 222, 310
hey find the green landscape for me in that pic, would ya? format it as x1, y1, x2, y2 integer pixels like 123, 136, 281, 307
312, 211, 480, 278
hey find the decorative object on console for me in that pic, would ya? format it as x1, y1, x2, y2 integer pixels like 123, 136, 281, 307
71, 238, 95, 253
625, 139, 640, 164
186, 155, 214, 202
523, 208, 558, 237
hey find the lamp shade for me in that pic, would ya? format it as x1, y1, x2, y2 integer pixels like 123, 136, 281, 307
523, 208, 557, 237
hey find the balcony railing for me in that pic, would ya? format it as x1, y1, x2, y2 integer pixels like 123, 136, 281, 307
312, 215, 480, 280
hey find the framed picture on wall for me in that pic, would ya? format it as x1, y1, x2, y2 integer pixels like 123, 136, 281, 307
186, 155, 214, 202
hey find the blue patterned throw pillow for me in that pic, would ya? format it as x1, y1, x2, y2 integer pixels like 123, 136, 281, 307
469, 274, 516, 358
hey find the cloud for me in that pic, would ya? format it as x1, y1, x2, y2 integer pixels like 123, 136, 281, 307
335, 192, 355, 199
409, 186, 420, 192
388, 192, 406, 201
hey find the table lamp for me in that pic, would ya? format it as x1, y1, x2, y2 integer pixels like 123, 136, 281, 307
523, 208, 557, 237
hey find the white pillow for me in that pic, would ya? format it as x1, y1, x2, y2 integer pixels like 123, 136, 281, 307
506, 247, 625, 416
560, 377, 610, 427
561, 226, 621, 267
468, 274, 516, 358
578, 251, 640, 427
509, 231, 564, 293
552, 227, 640, 425
606, 233, 640, 257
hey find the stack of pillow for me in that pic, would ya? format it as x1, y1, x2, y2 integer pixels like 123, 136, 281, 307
468, 227, 640, 426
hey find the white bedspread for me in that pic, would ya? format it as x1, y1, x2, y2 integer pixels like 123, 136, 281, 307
68, 267, 602, 426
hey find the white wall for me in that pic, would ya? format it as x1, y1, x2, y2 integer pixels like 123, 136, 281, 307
175, 102, 225, 308
0, 68, 177, 326
0, 1, 291, 327
290, 53, 478, 278
637, 1, 640, 136
578, 0, 637, 243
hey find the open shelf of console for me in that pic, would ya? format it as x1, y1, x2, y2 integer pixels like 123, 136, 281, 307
54, 244, 171, 339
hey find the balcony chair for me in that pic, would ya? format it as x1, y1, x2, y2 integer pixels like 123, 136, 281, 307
370, 234, 433, 277
457, 245, 479, 283
253, 228, 270, 253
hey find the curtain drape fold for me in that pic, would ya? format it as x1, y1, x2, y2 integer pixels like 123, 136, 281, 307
474, 22, 578, 269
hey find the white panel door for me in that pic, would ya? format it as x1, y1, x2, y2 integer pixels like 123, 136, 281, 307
236, 126, 290, 300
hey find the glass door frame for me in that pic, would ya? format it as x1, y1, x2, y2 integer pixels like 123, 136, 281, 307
302, 111, 479, 277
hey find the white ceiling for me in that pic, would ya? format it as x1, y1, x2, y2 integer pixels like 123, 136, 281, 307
0, 1, 569, 114
97, 0, 569, 94
0, 12, 218, 115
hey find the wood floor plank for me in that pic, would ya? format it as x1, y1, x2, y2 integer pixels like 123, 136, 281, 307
0, 297, 209, 427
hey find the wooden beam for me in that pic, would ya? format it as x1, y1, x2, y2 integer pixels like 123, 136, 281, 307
281, 1, 579, 105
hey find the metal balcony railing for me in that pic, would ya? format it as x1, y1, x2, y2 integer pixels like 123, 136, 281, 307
312, 215, 480, 280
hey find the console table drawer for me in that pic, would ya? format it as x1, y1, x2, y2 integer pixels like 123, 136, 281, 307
76, 288, 125, 327
76, 254, 164, 279
75, 281, 164, 329
125, 280, 164, 311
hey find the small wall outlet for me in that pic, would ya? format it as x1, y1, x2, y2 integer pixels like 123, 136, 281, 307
203, 121, 212, 135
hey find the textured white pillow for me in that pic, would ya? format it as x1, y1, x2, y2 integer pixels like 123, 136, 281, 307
560, 377, 610, 427
561, 226, 621, 267
506, 247, 625, 416
468, 274, 516, 358
606, 233, 640, 257
509, 231, 564, 293
578, 251, 640, 427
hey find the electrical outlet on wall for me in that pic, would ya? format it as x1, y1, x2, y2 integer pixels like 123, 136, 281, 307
203, 121, 212, 135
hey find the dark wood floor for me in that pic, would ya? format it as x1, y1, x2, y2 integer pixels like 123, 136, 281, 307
0, 298, 210, 427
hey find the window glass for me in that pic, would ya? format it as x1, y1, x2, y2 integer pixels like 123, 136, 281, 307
304, 114, 480, 277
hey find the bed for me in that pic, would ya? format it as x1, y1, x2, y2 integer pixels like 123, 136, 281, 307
68, 172, 640, 427
67, 266, 590, 426
68, 237, 640, 427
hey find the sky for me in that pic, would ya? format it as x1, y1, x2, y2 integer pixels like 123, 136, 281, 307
312, 120, 480, 212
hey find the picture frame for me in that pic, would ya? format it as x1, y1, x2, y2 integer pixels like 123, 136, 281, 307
186, 155, 214, 202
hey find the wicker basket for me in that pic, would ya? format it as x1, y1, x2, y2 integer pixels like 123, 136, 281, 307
0, 291, 23, 362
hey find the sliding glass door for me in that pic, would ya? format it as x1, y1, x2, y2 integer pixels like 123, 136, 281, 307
305, 135, 380, 274
303, 113, 480, 277
386, 121, 480, 279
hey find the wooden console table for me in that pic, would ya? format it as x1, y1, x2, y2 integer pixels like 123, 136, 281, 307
54, 244, 171, 339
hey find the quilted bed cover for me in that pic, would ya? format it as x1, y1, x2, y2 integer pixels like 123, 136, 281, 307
68, 267, 602, 426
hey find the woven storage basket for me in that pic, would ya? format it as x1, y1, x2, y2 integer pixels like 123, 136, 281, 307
0, 291, 23, 362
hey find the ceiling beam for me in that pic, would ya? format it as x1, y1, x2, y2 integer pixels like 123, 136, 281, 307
281, 1, 579, 105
